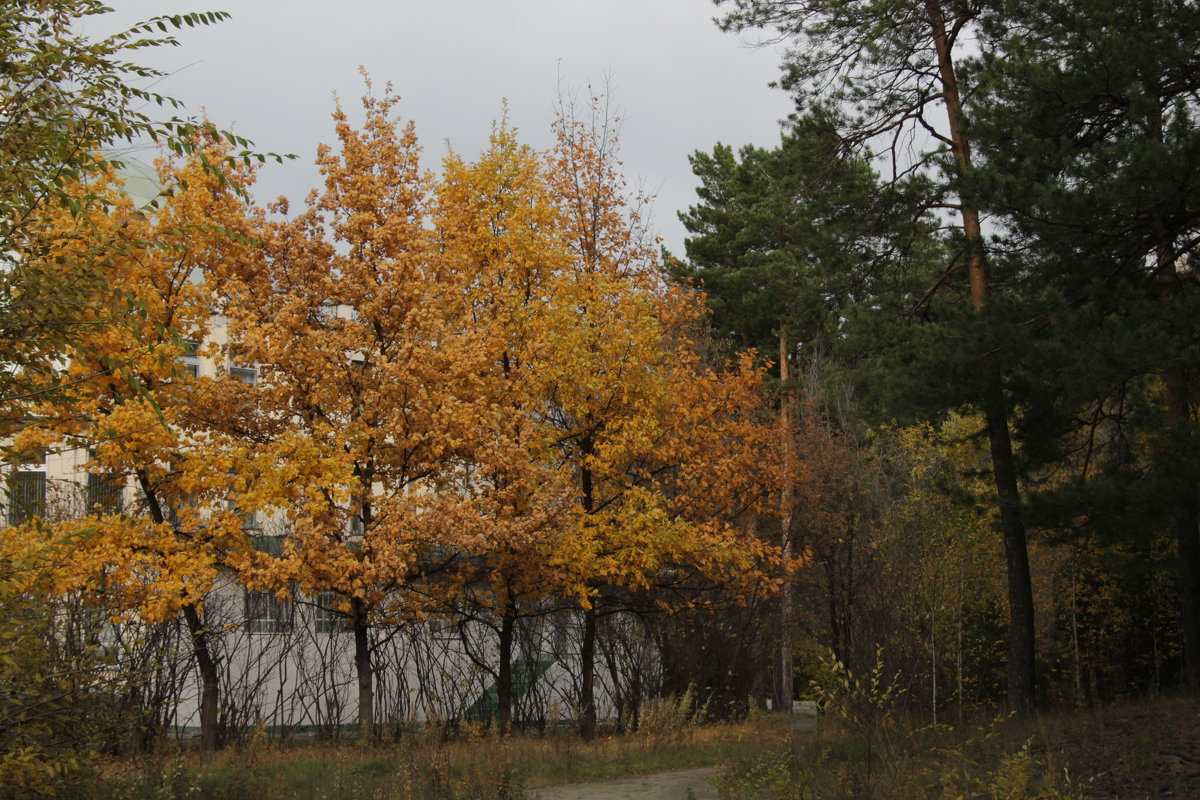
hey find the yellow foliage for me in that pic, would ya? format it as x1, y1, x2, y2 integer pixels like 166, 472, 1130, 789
13, 140, 262, 621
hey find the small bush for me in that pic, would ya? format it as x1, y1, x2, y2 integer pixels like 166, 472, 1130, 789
639, 687, 706, 739
938, 740, 1086, 800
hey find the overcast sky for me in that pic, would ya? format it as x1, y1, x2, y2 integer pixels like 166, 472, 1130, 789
97, 1, 794, 256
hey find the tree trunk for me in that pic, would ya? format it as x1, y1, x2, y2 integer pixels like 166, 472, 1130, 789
1164, 366, 1200, 687
137, 469, 222, 752
1070, 570, 1083, 705
580, 604, 597, 740
181, 603, 220, 753
956, 594, 964, 723
599, 625, 627, 729
778, 332, 795, 713
930, 613, 938, 726
579, 439, 599, 740
497, 606, 515, 735
984, 381, 1037, 714
927, 0, 1036, 714
353, 600, 374, 743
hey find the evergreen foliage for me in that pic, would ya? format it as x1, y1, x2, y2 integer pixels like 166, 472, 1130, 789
701, 0, 1200, 709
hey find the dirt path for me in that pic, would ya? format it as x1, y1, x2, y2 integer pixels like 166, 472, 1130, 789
531, 711, 818, 800
530, 767, 718, 800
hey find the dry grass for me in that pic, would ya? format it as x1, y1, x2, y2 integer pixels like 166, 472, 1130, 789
1027, 695, 1200, 799
717, 695, 1200, 800
75, 715, 776, 800
71, 696, 1200, 799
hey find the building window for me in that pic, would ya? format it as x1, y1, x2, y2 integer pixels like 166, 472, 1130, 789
155, 462, 194, 530
87, 472, 123, 515
7, 471, 45, 526
249, 533, 283, 558
552, 612, 573, 656
7, 450, 46, 526
428, 616, 461, 640
85, 450, 122, 515
164, 494, 194, 530
315, 590, 346, 634
229, 365, 257, 385
227, 465, 261, 532
180, 341, 201, 379
228, 497, 261, 532
244, 589, 292, 634
340, 494, 364, 548
227, 346, 258, 385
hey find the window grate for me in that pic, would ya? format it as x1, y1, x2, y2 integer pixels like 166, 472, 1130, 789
87, 472, 123, 515
315, 590, 346, 634
244, 589, 292, 634
7, 471, 46, 526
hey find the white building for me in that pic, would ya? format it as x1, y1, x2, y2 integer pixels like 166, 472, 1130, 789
9, 308, 643, 739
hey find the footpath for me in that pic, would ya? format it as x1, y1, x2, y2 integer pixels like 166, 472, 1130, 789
532, 703, 820, 800
530, 766, 718, 800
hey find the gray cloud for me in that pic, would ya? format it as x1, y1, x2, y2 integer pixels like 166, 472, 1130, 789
100, 0, 792, 255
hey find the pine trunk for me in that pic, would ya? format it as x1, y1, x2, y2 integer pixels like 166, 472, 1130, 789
579, 441, 598, 740
778, 332, 795, 713
1165, 367, 1200, 687
984, 385, 1037, 714
927, 0, 1036, 714
930, 615, 938, 726
1156, 229, 1200, 687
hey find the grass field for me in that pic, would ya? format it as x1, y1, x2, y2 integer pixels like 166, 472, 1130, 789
74, 706, 772, 800
715, 695, 1200, 799
68, 695, 1200, 799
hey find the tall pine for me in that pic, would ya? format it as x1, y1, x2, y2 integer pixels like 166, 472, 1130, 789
716, 0, 1039, 712
968, 0, 1200, 688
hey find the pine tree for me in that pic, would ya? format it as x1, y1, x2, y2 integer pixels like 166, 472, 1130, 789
716, 0, 1040, 713
675, 109, 933, 708
968, 0, 1200, 687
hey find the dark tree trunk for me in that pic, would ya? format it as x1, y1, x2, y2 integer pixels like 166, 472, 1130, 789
599, 624, 627, 729
927, 0, 1036, 714
353, 599, 374, 743
1165, 364, 1200, 687
578, 436, 599, 740
983, 380, 1037, 714
778, 332, 795, 713
137, 469, 223, 751
181, 603, 220, 753
497, 606, 515, 734
580, 604, 598, 740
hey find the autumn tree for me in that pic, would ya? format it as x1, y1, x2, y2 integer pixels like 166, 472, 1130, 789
0, 1, 290, 766
0, 2, 280, 437
206, 80, 780, 741
219, 82, 498, 742
429, 107, 781, 734
9, 142, 265, 753
431, 120, 582, 734
542, 94, 780, 738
